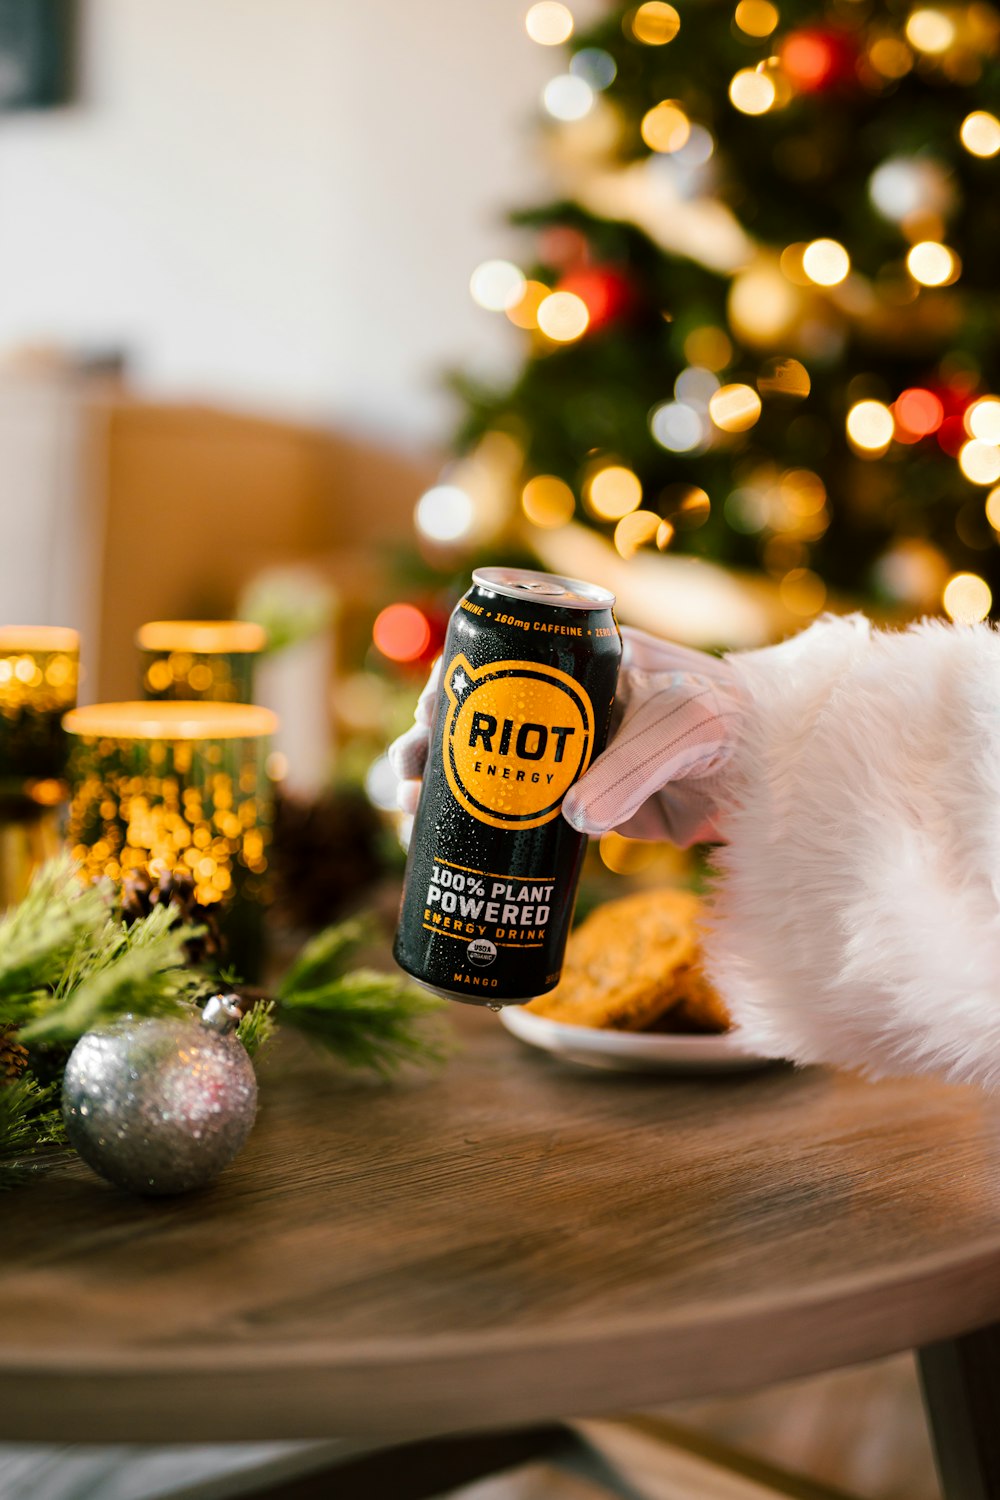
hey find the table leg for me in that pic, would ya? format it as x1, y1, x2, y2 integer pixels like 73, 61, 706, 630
919, 1322, 1000, 1500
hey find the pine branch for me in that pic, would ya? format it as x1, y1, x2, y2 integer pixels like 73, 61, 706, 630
0, 856, 107, 1025
277, 915, 370, 997
20, 904, 205, 1045
0, 1073, 66, 1190
237, 998, 276, 1058
275, 968, 451, 1078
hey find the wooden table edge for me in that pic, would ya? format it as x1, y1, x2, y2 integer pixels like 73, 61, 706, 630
2, 1237, 999, 1443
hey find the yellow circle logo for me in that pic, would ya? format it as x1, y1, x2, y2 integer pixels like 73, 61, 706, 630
441, 654, 595, 830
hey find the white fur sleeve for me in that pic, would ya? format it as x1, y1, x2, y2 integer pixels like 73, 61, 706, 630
707, 614, 1000, 1089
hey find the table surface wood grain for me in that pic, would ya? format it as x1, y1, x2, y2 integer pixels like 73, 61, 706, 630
2, 1006, 1000, 1446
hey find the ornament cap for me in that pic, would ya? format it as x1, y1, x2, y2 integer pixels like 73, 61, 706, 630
201, 994, 243, 1035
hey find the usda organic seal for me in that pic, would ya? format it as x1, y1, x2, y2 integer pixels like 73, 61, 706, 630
467, 938, 497, 966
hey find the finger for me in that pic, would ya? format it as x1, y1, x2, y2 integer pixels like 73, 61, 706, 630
388, 721, 430, 782
397, 778, 422, 815
562, 681, 739, 835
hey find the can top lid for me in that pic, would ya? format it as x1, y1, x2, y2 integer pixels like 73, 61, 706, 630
472, 567, 615, 612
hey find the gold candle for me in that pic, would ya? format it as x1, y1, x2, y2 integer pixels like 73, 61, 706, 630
63, 701, 278, 979
137, 621, 267, 703
0, 626, 80, 789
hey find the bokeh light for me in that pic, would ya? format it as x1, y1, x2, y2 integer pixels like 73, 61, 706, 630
905, 8, 956, 53
521, 475, 576, 528
959, 440, 1000, 485
847, 400, 894, 453
537, 289, 590, 340
570, 47, 617, 89
505, 280, 550, 329
614, 509, 661, 557
525, 2, 574, 45
709, 383, 762, 432
894, 387, 944, 438
373, 604, 432, 663
543, 74, 595, 121
868, 36, 914, 77
469, 260, 525, 311
802, 238, 851, 286
729, 67, 776, 114
943, 572, 992, 622
628, 2, 681, 44
906, 241, 957, 286
782, 31, 839, 89
966, 398, 1000, 443
684, 326, 733, 370
586, 465, 643, 519
640, 100, 691, 152
599, 830, 658, 873
779, 568, 827, 616
415, 485, 475, 543
734, 0, 779, 37
675, 366, 721, 405
650, 401, 705, 452
758, 357, 811, 398
961, 110, 1000, 158
986, 487, 1000, 531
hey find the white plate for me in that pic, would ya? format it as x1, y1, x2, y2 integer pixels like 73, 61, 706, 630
499, 1004, 776, 1074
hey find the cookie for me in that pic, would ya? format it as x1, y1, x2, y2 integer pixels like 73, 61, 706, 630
527, 887, 707, 1031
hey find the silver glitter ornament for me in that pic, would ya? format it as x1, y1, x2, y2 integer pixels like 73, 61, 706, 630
62, 1002, 257, 1196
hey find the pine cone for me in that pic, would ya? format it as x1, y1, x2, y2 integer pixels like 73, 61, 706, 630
0, 1026, 28, 1082
271, 785, 388, 930
120, 868, 226, 968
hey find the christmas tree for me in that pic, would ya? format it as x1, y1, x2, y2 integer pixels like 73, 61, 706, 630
445, 0, 1000, 629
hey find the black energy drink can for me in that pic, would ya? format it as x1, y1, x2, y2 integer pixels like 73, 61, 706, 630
393, 567, 621, 1006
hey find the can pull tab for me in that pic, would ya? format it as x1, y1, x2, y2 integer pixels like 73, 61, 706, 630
519, 581, 567, 596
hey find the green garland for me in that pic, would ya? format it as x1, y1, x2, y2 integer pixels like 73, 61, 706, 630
0, 857, 450, 1186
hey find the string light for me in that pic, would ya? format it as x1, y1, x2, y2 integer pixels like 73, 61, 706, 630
640, 100, 691, 152
966, 398, 1000, 443
537, 289, 590, 340
709, 383, 762, 432
758, 357, 811, 398
894, 387, 944, 438
906, 241, 957, 285
570, 48, 617, 89
586, 465, 643, 519
627, 2, 681, 44
729, 67, 776, 114
943, 572, 992, 622
415, 485, 475, 543
729, 264, 798, 342
650, 401, 705, 451
684, 326, 732, 370
614, 509, 660, 557
961, 110, 1000, 158
543, 74, 595, 120
959, 441, 1000, 485
372, 604, 432, 663
986, 487, 1000, 531
656, 519, 676, 548
525, 2, 574, 45
505, 280, 549, 329
734, 0, 779, 37
802, 238, 851, 286
780, 568, 827, 615
521, 475, 576, 528
847, 400, 894, 453
905, 8, 956, 54
675, 366, 720, 406
469, 260, 525, 311
868, 36, 913, 77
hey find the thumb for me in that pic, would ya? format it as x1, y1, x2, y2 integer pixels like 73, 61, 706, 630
562, 674, 739, 836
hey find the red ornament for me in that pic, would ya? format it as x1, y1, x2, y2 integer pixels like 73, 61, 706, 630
556, 266, 634, 332
780, 28, 857, 91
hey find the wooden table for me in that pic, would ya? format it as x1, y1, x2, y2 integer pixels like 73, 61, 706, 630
2, 1006, 1000, 1498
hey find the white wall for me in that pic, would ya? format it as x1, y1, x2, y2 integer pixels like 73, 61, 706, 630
0, 0, 557, 444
